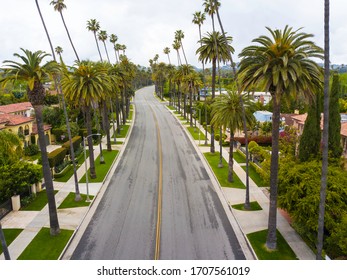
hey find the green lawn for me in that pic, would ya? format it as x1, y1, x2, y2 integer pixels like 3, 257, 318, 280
203, 152, 245, 189
113, 125, 130, 138
233, 150, 246, 163
166, 105, 176, 110
232, 201, 263, 211
247, 229, 298, 260
0, 228, 23, 254
18, 227, 73, 260
127, 109, 133, 121
58, 192, 94, 209
242, 163, 267, 187
21, 190, 58, 211
187, 126, 206, 141
79, 150, 119, 183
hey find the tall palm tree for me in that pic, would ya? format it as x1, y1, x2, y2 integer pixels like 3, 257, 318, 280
183, 69, 202, 127
213, 0, 252, 209
109, 34, 119, 63
238, 26, 323, 250
203, 0, 220, 31
86, 19, 103, 61
192, 10, 208, 145
175, 30, 188, 65
62, 61, 109, 179
196, 31, 234, 153
317, 0, 330, 260
172, 39, 182, 66
98, 30, 110, 63
211, 91, 255, 182
163, 47, 171, 64
55, 46, 63, 61
1, 49, 61, 235
36, 0, 82, 202
50, 0, 80, 62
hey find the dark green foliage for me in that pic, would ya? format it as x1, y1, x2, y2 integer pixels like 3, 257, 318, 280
24, 144, 39, 156
0, 162, 42, 200
329, 74, 342, 158
278, 158, 347, 259
61, 136, 82, 155
47, 147, 67, 168
42, 106, 64, 128
44, 93, 59, 105
299, 93, 321, 162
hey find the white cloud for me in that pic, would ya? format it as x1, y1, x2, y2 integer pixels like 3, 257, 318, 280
0, 0, 346, 68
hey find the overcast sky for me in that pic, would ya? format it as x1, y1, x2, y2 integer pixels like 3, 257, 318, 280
0, 0, 346, 68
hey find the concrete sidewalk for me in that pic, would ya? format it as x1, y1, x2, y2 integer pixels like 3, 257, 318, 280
171, 107, 315, 260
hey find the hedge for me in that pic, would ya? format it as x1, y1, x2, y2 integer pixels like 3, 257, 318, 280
234, 135, 272, 145
62, 136, 82, 155
48, 147, 67, 168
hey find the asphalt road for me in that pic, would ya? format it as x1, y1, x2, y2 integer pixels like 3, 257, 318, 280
71, 86, 245, 260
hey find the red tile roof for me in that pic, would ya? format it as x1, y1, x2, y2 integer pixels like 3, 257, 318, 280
31, 123, 52, 134
0, 102, 32, 114
0, 114, 33, 127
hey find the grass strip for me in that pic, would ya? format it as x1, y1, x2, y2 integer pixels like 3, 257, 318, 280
21, 190, 58, 211
203, 152, 245, 189
79, 150, 119, 183
187, 126, 206, 141
58, 192, 94, 209
113, 125, 130, 138
233, 150, 246, 163
0, 228, 23, 254
18, 227, 73, 260
247, 229, 298, 260
232, 201, 263, 211
242, 164, 266, 187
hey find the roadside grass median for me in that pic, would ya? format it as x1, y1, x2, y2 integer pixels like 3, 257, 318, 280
187, 126, 206, 141
232, 201, 263, 211
79, 150, 119, 183
203, 152, 245, 189
17, 227, 73, 260
113, 125, 130, 138
58, 192, 94, 209
242, 164, 267, 187
247, 229, 298, 260
233, 150, 246, 163
0, 228, 23, 255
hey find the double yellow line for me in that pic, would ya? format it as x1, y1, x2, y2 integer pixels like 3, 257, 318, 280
148, 104, 163, 260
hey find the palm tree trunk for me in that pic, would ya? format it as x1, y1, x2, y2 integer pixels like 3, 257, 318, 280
102, 101, 112, 151
228, 133, 234, 182
317, 0, 330, 260
103, 42, 110, 63
181, 43, 188, 65
214, 1, 251, 209
94, 32, 103, 61
33, 104, 60, 235
210, 59, 217, 153
85, 106, 96, 179
266, 93, 281, 250
0, 222, 10, 260
60, 12, 80, 62
189, 87, 193, 127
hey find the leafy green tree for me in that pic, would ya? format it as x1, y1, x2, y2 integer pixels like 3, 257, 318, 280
328, 73, 342, 159
0, 130, 23, 166
299, 93, 322, 162
1, 49, 60, 235
238, 26, 323, 250
211, 91, 255, 184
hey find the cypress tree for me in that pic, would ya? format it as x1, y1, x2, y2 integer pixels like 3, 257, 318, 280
299, 92, 322, 162
328, 74, 342, 158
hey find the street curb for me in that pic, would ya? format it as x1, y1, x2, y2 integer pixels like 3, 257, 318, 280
164, 105, 257, 260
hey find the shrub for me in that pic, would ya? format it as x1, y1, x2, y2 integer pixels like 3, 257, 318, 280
235, 135, 272, 145
48, 147, 67, 168
24, 144, 39, 156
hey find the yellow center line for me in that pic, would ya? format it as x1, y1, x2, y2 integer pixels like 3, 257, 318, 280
148, 103, 163, 260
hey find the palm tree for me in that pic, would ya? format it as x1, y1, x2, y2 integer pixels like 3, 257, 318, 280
317, 0, 330, 260
98, 30, 110, 63
0, 222, 10, 259
36, 0, 82, 202
192, 10, 208, 145
1, 49, 61, 235
175, 30, 188, 65
196, 31, 234, 153
238, 26, 323, 250
203, 0, 220, 31
163, 47, 171, 64
55, 46, 63, 61
109, 34, 119, 63
213, 0, 252, 209
172, 39, 182, 66
62, 61, 109, 179
50, 0, 80, 62
211, 91, 255, 182
86, 19, 103, 61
